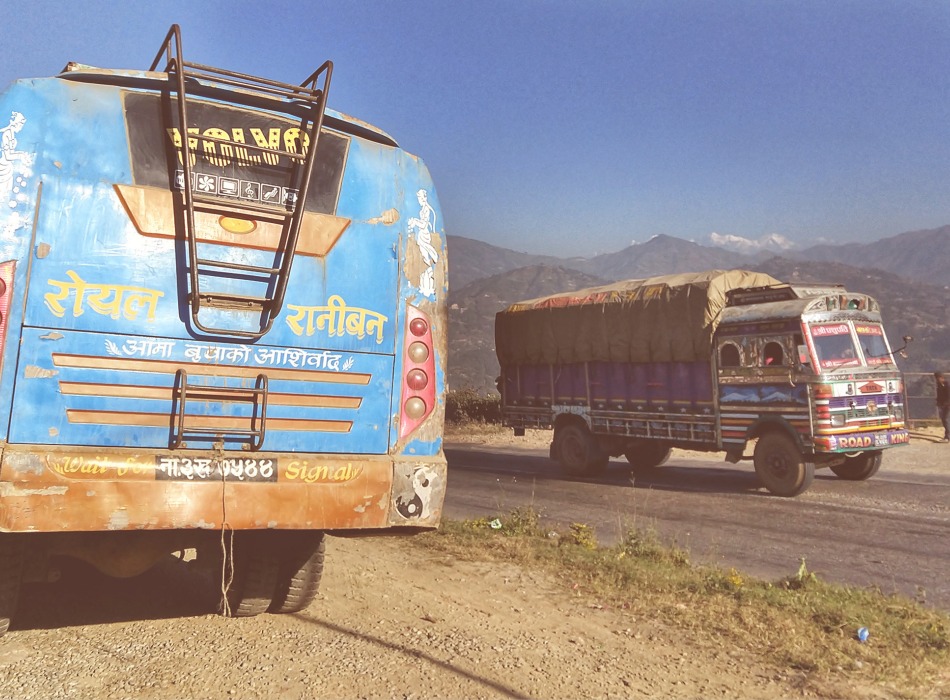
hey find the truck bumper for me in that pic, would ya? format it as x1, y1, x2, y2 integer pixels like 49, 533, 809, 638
812, 428, 910, 452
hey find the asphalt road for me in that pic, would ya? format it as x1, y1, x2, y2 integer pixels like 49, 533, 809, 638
443, 440, 950, 610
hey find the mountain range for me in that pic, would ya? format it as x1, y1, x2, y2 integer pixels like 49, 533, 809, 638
446, 225, 950, 394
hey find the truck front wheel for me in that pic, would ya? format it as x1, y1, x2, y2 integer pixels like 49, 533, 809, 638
753, 432, 814, 497
555, 423, 609, 476
830, 451, 882, 481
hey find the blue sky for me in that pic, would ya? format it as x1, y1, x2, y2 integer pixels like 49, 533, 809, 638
3, 1, 948, 257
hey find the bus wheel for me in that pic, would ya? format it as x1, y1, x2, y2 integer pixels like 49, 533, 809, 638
555, 423, 608, 476
269, 532, 326, 614
221, 532, 280, 618
0, 536, 25, 636
830, 451, 882, 481
753, 432, 814, 497
624, 441, 672, 470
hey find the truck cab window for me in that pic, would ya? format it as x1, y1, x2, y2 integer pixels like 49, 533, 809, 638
810, 327, 860, 368
719, 343, 741, 367
763, 342, 785, 366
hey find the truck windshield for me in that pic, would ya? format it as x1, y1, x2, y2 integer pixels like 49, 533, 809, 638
854, 323, 894, 366
809, 323, 861, 369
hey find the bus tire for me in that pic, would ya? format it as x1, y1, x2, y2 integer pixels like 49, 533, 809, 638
624, 441, 672, 470
555, 423, 608, 476
0, 536, 24, 636
753, 431, 814, 497
269, 532, 326, 614
221, 533, 280, 618
830, 451, 882, 481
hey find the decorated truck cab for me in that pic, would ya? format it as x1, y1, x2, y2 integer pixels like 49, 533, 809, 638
496, 270, 909, 497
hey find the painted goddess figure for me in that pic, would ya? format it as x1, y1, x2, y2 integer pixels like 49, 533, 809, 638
0, 112, 33, 205
406, 188, 439, 296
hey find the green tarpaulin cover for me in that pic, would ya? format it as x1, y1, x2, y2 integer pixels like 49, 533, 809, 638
495, 269, 782, 365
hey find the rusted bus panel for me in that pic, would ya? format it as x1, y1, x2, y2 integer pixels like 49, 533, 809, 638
0, 476, 227, 533
0, 447, 427, 533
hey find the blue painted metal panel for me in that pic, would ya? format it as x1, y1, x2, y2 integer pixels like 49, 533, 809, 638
21, 143, 402, 356
10, 327, 394, 453
0, 74, 447, 458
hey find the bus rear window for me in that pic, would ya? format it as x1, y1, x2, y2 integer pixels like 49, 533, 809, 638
124, 92, 349, 214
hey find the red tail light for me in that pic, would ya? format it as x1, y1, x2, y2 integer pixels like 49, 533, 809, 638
0, 262, 15, 363
399, 305, 435, 439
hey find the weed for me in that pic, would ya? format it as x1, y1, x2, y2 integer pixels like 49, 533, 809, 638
782, 557, 820, 590
620, 526, 690, 567
500, 506, 544, 537
564, 523, 597, 549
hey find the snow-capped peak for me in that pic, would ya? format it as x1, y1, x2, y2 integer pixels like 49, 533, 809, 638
709, 232, 796, 253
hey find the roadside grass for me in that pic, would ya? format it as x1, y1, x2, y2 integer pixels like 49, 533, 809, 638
415, 506, 950, 697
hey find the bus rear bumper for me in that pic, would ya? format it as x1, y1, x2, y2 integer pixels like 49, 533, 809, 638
0, 445, 446, 534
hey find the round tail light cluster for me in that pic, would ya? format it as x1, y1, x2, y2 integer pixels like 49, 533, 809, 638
399, 305, 436, 438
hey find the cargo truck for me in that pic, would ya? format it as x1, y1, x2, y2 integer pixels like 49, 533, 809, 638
495, 270, 909, 497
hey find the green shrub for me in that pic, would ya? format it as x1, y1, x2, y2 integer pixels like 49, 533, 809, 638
445, 388, 502, 424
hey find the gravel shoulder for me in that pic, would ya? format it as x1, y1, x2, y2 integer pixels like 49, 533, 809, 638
0, 537, 814, 700
0, 426, 946, 699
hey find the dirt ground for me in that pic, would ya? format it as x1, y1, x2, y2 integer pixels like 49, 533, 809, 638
0, 536, 876, 700
0, 427, 947, 699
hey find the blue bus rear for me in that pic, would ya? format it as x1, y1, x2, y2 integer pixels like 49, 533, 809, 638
0, 25, 447, 629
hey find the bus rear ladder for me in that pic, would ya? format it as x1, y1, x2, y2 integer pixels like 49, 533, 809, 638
150, 24, 332, 340
172, 370, 269, 451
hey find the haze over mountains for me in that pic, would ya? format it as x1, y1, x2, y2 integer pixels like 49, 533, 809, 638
447, 225, 950, 394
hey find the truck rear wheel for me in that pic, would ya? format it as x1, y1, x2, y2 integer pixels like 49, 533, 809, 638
753, 432, 814, 497
555, 423, 609, 476
624, 442, 672, 470
221, 532, 281, 618
269, 532, 326, 614
830, 451, 882, 481
0, 536, 25, 636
